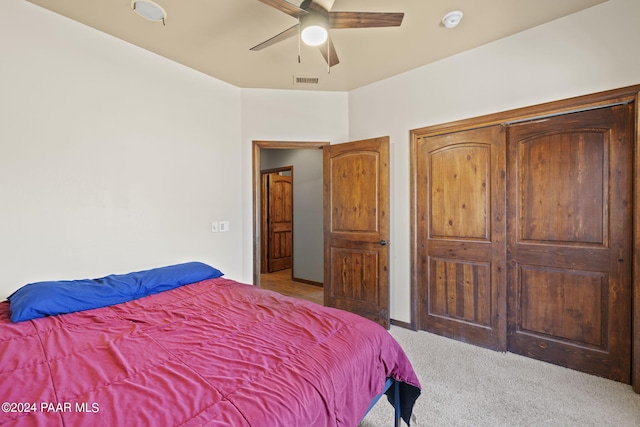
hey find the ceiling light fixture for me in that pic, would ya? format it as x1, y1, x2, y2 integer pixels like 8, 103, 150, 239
131, 0, 166, 24
442, 10, 463, 29
300, 14, 329, 46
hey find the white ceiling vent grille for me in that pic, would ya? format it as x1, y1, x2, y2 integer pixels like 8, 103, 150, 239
294, 76, 319, 85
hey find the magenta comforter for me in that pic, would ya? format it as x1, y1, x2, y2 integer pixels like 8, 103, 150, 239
0, 277, 420, 426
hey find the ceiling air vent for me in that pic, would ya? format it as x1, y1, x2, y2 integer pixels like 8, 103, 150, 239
294, 76, 319, 85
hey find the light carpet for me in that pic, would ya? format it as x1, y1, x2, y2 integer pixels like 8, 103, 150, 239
360, 326, 640, 427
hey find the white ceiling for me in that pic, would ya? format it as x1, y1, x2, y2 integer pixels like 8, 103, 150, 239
25, 0, 608, 91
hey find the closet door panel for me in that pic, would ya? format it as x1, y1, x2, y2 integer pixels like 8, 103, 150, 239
416, 125, 507, 350
507, 105, 633, 383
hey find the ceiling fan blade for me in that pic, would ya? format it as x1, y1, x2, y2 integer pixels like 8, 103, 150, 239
318, 35, 340, 67
250, 24, 299, 51
257, 0, 309, 18
330, 12, 404, 29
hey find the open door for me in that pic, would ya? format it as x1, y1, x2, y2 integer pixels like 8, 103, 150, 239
323, 137, 390, 328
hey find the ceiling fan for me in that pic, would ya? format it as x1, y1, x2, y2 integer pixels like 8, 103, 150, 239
250, 0, 404, 67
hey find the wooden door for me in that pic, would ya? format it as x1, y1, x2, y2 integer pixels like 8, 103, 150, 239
323, 137, 390, 328
415, 126, 507, 350
263, 171, 293, 273
507, 105, 633, 382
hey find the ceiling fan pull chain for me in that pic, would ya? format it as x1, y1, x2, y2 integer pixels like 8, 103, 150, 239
298, 19, 301, 63
327, 38, 330, 74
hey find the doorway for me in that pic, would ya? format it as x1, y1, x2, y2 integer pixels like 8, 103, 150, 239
253, 137, 392, 329
252, 141, 328, 290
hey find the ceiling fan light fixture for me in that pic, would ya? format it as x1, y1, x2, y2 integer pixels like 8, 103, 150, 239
442, 10, 463, 28
131, 0, 166, 22
300, 14, 329, 46
301, 26, 328, 46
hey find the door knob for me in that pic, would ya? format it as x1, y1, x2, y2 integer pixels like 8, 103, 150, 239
379, 239, 387, 246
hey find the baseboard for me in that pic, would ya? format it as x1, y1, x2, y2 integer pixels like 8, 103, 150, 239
292, 276, 323, 288
390, 319, 416, 331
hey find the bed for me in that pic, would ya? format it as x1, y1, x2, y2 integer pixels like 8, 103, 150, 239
0, 262, 421, 426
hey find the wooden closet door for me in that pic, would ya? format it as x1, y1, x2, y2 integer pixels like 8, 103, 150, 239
416, 126, 507, 350
507, 105, 633, 382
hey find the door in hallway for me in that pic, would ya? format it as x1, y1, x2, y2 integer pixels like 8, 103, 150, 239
262, 169, 293, 273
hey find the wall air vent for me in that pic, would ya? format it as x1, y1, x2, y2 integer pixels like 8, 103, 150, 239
294, 76, 319, 85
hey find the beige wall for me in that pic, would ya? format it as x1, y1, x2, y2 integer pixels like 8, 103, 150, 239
0, 0, 245, 296
348, 0, 640, 322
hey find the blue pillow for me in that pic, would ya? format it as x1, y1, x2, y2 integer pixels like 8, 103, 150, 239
8, 262, 223, 323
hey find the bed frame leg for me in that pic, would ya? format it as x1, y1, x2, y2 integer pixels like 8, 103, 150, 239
361, 378, 404, 426
393, 378, 401, 427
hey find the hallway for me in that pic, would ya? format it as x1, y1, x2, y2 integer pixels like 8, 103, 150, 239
259, 269, 323, 305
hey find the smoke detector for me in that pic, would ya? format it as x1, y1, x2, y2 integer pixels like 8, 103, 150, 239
442, 10, 463, 28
